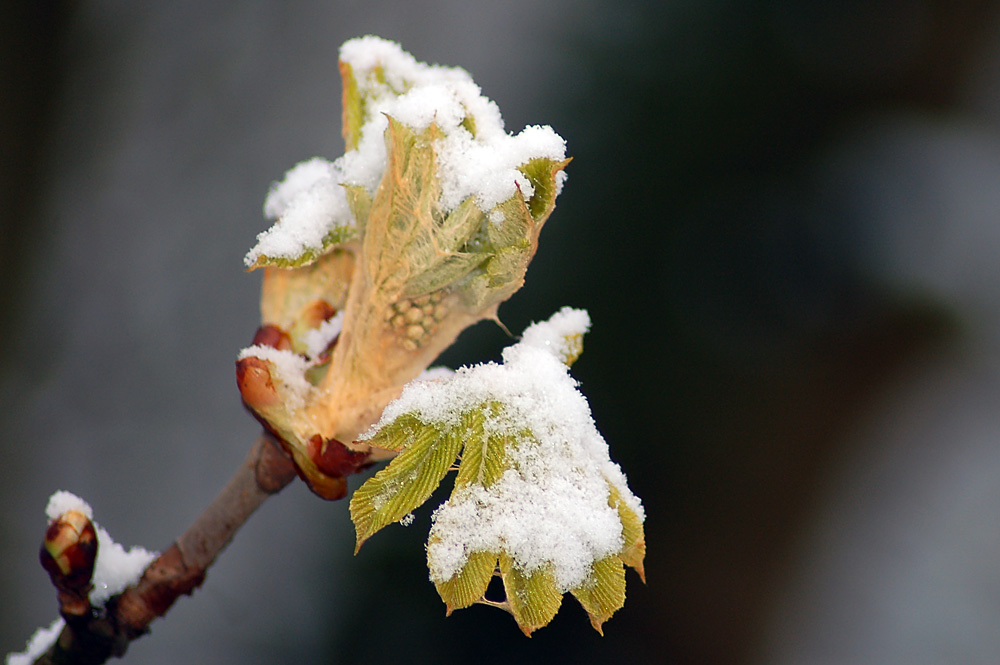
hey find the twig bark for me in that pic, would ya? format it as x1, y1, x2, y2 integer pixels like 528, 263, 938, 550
34, 433, 298, 665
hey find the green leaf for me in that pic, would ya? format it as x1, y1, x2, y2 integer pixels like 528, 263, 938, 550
519, 157, 571, 222
570, 555, 626, 635
364, 412, 432, 453
608, 483, 646, 582
350, 419, 463, 552
248, 223, 358, 270
433, 549, 498, 614
402, 251, 487, 298
453, 404, 506, 489
339, 61, 364, 151
498, 553, 563, 637
343, 184, 372, 236
363, 117, 443, 294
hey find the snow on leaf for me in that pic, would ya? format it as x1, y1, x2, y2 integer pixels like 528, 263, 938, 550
453, 403, 507, 490
355, 308, 645, 636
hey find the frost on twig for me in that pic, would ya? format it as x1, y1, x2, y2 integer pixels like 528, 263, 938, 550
351, 309, 646, 635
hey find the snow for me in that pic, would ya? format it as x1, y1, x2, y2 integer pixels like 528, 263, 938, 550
301, 310, 344, 359
6, 492, 157, 665
245, 36, 567, 267
5, 619, 64, 665
363, 308, 643, 591
516, 306, 591, 364
262, 157, 337, 220
414, 366, 455, 382
45, 490, 94, 521
248, 158, 354, 266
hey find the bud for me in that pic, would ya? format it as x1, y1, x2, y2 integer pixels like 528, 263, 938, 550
40, 509, 98, 616
238, 37, 568, 498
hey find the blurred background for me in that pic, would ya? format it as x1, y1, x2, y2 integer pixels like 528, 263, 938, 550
4, 1, 1000, 663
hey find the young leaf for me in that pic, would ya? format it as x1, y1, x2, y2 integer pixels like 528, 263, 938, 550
453, 405, 506, 489
350, 421, 462, 551
570, 555, 627, 635
364, 412, 434, 453
609, 483, 646, 582
432, 549, 498, 615
498, 553, 563, 637
520, 157, 571, 221
247, 222, 357, 270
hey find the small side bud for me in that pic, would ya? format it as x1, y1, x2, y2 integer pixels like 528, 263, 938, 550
40, 510, 98, 617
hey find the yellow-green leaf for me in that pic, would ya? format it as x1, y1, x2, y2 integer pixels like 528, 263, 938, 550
402, 251, 487, 299
343, 184, 372, 235
609, 483, 646, 582
433, 549, 498, 614
350, 423, 462, 551
519, 157, 571, 222
248, 223, 358, 270
454, 406, 506, 489
338, 60, 364, 150
498, 553, 562, 637
570, 555, 626, 635
364, 412, 431, 453
363, 117, 442, 294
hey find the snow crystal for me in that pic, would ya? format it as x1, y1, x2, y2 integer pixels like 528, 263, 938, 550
365, 308, 643, 591
5, 618, 64, 665
45, 490, 94, 521
436, 123, 566, 212
516, 306, 591, 364
301, 310, 344, 359
262, 157, 336, 220
414, 366, 455, 383
237, 345, 313, 407
7, 493, 158, 664
246, 36, 566, 267
246, 158, 354, 267
90, 527, 157, 606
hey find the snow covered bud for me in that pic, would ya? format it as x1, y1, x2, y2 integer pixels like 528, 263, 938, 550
238, 37, 569, 499
350, 309, 646, 636
40, 509, 98, 615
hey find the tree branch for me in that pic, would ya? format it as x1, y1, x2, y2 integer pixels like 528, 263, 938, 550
34, 433, 298, 665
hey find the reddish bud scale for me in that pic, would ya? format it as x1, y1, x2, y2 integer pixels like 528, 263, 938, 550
251, 324, 293, 350
236, 357, 280, 410
306, 435, 373, 478
301, 299, 338, 329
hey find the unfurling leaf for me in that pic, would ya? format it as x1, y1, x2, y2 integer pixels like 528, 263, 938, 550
433, 549, 498, 615
350, 420, 464, 551
570, 555, 627, 636
610, 483, 647, 582
499, 554, 563, 637
239, 37, 569, 496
